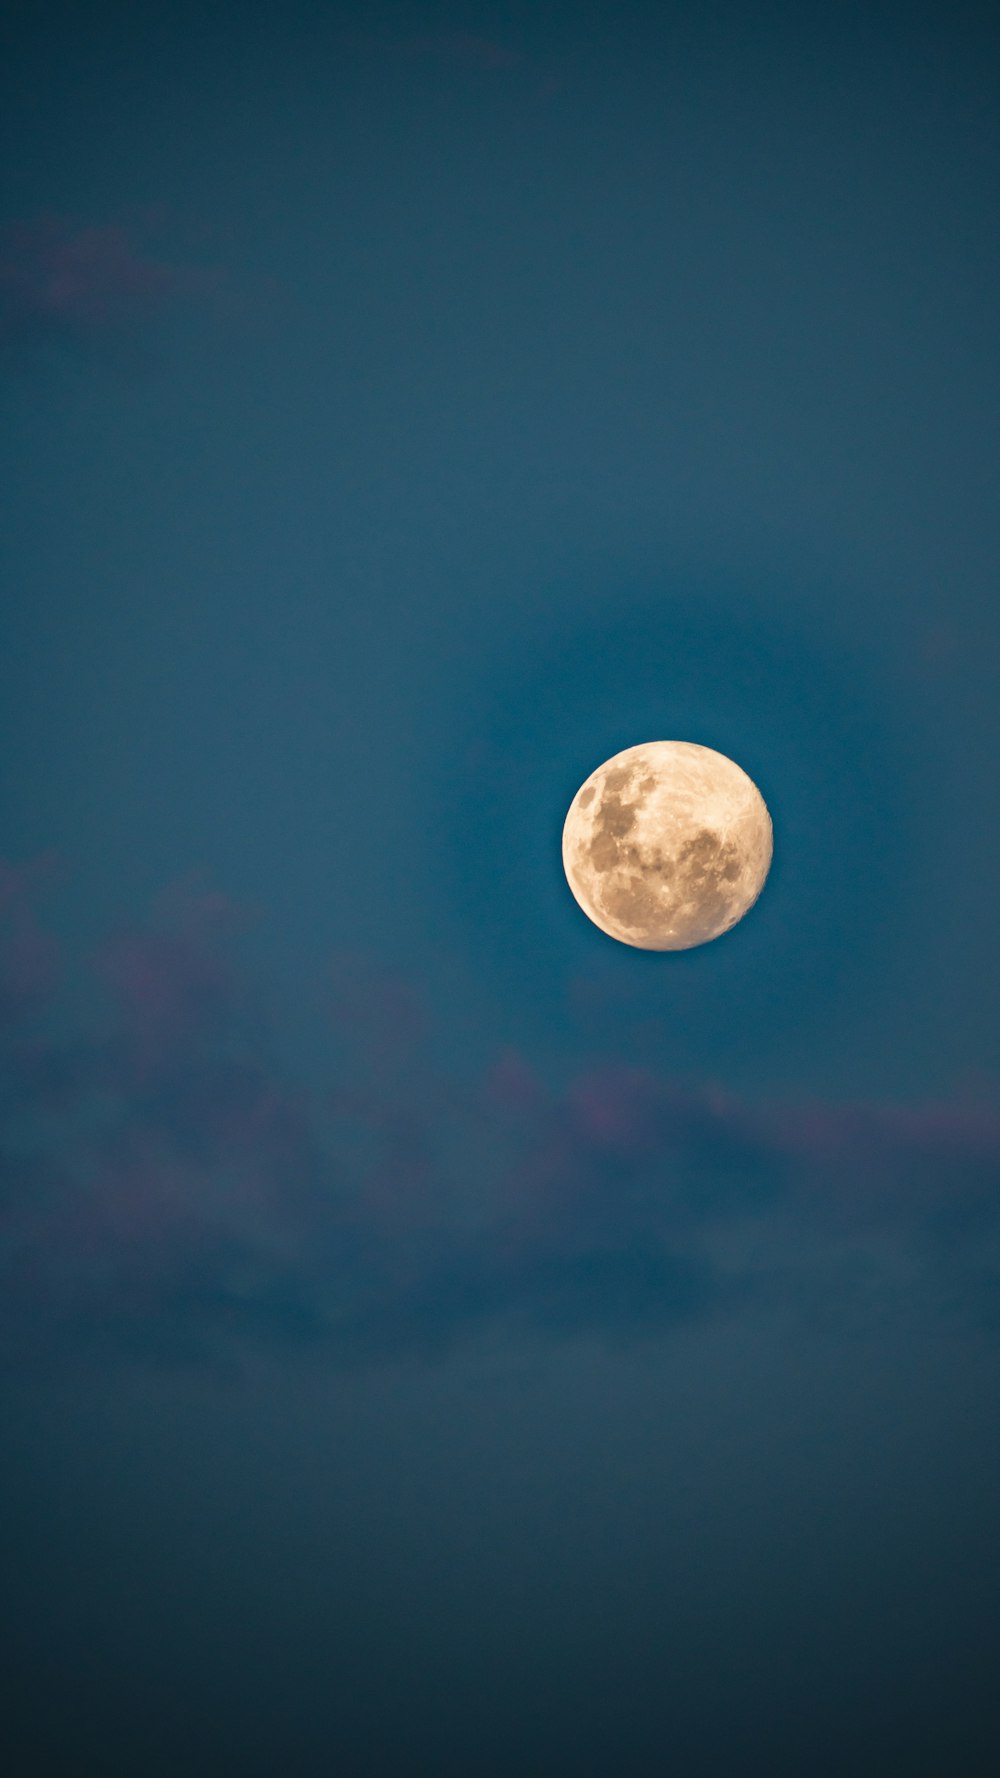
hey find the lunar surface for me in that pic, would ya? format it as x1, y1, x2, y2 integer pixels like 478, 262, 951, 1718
562, 741, 773, 950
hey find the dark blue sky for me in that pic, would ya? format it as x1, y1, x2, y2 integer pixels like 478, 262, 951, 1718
2, 4, 1000, 1774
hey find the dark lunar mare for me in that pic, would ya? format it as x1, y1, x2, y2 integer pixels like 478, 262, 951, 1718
584, 762, 746, 945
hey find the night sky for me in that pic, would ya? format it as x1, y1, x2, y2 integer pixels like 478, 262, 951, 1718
2, 3, 1000, 1774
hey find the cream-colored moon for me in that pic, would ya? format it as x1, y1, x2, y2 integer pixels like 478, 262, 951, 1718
562, 741, 772, 950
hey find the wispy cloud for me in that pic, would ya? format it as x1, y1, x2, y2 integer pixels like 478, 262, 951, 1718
339, 29, 524, 72
0, 215, 223, 356
2, 862, 998, 1372
335, 26, 565, 95
403, 32, 523, 70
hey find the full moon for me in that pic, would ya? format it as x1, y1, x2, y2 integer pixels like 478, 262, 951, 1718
562, 741, 773, 950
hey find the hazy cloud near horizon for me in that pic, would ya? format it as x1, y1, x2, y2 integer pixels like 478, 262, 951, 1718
3, 861, 997, 1373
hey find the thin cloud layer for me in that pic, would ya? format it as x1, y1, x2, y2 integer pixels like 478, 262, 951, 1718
0, 216, 222, 353
1, 863, 998, 1371
339, 30, 523, 71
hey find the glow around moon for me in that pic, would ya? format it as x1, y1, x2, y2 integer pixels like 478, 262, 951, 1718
562, 741, 773, 950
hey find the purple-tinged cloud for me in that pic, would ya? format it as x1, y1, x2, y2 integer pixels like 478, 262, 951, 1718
406, 33, 522, 69
339, 29, 526, 76
1, 869, 998, 1372
0, 216, 222, 351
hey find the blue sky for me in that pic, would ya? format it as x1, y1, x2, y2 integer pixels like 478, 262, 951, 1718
2, 4, 999, 1774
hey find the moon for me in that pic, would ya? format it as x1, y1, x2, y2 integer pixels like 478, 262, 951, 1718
562, 741, 773, 950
